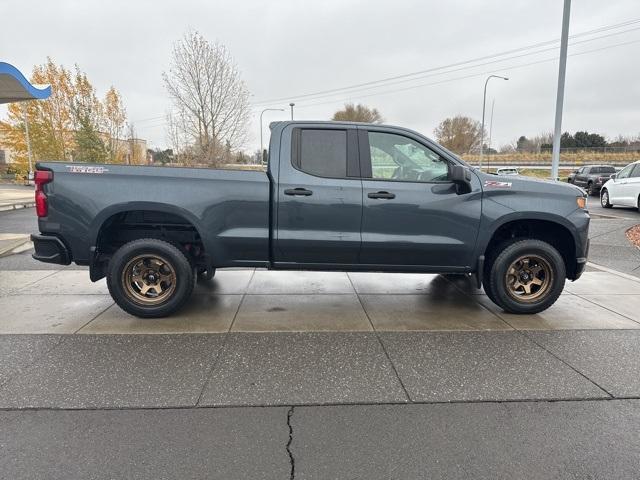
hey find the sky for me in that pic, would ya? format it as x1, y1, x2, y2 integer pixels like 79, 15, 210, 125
1, 0, 639, 153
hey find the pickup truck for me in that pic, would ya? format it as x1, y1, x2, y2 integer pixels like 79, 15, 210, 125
31, 121, 590, 318
567, 165, 617, 195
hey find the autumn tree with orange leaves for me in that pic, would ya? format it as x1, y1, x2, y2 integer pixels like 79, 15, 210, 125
0, 58, 128, 174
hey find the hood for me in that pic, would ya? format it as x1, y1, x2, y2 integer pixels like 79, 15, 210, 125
476, 170, 585, 197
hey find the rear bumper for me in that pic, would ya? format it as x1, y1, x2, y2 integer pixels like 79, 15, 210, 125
31, 234, 71, 265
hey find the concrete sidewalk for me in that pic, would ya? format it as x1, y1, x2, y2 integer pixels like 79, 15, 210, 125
1, 267, 639, 334
0, 185, 35, 211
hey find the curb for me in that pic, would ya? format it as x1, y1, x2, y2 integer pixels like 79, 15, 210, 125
0, 237, 31, 258
586, 261, 640, 283
0, 202, 35, 212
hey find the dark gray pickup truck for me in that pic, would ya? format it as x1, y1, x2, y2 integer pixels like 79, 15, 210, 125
567, 165, 617, 195
32, 121, 589, 318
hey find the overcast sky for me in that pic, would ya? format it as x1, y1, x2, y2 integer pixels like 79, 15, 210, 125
1, 0, 639, 152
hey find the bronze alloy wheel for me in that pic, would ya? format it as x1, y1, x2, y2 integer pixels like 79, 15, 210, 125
121, 254, 177, 305
504, 255, 554, 303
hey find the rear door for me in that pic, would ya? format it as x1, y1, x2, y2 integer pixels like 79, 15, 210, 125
275, 124, 363, 265
357, 127, 482, 269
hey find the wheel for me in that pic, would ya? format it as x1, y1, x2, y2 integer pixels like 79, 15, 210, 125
197, 266, 216, 282
487, 239, 565, 314
586, 182, 594, 196
600, 188, 612, 208
107, 238, 195, 318
637, 194, 640, 214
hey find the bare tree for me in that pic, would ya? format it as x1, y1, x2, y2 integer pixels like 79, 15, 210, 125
163, 31, 250, 165
332, 103, 383, 123
433, 115, 485, 154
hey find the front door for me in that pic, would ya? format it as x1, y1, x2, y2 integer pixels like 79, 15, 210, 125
275, 124, 363, 265
358, 127, 482, 269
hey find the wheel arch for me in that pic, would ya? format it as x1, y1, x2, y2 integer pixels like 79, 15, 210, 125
479, 213, 580, 280
89, 202, 213, 280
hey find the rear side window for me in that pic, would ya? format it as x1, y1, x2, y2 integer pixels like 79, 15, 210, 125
598, 166, 616, 173
293, 129, 347, 178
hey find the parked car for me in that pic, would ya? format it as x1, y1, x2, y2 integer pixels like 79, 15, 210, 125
567, 165, 617, 195
496, 167, 519, 176
600, 160, 640, 212
31, 121, 589, 317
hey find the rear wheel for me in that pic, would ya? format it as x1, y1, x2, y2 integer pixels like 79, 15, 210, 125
107, 238, 194, 318
601, 188, 612, 208
487, 239, 565, 314
586, 182, 595, 196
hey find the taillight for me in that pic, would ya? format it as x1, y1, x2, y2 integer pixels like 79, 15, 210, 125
34, 170, 53, 217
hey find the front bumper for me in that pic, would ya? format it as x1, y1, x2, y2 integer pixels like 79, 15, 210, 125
31, 234, 71, 265
574, 238, 589, 280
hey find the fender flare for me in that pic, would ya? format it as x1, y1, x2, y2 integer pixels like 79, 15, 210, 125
89, 201, 213, 257
474, 210, 580, 260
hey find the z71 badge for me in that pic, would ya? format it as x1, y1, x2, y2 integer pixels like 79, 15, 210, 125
484, 180, 512, 188
66, 165, 109, 174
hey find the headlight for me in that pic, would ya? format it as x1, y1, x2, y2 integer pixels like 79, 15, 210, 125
576, 196, 586, 209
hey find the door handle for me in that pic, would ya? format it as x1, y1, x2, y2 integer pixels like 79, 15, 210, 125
284, 187, 313, 196
368, 191, 395, 199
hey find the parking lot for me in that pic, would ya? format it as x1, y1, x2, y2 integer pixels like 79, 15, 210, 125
1, 201, 640, 478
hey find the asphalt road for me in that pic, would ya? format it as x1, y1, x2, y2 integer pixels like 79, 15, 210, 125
2, 399, 639, 479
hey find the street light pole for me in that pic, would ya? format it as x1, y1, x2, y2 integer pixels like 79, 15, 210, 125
479, 75, 508, 171
21, 103, 34, 184
260, 108, 285, 164
551, 0, 571, 181
289, 103, 295, 120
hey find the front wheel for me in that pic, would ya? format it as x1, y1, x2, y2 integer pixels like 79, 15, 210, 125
487, 239, 565, 314
107, 238, 195, 318
601, 189, 612, 208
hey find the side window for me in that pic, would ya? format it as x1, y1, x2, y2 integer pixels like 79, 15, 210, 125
630, 164, 640, 178
293, 129, 347, 178
368, 131, 449, 183
617, 164, 634, 179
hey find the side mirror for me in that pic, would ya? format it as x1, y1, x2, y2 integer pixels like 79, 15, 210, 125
610, 173, 617, 180
450, 165, 472, 194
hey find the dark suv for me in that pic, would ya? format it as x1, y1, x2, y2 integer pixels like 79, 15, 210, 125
567, 165, 617, 195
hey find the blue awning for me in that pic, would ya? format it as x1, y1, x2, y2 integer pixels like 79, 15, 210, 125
0, 62, 51, 104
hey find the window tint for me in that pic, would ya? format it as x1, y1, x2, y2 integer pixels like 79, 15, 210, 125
296, 129, 347, 178
368, 132, 449, 183
617, 164, 634, 179
629, 164, 640, 178
595, 166, 616, 174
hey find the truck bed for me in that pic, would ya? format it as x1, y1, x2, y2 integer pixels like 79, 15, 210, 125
37, 162, 271, 267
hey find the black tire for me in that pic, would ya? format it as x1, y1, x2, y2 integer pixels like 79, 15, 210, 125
586, 182, 594, 196
197, 266, 216, 282
107, 238, 194, 318
487, 239, 565, 314
637, 195, 640, 214
600, 188, 612, 208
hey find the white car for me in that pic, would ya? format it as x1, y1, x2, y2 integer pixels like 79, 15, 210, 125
496, 167, 519, 176
600, 161, 640, 212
